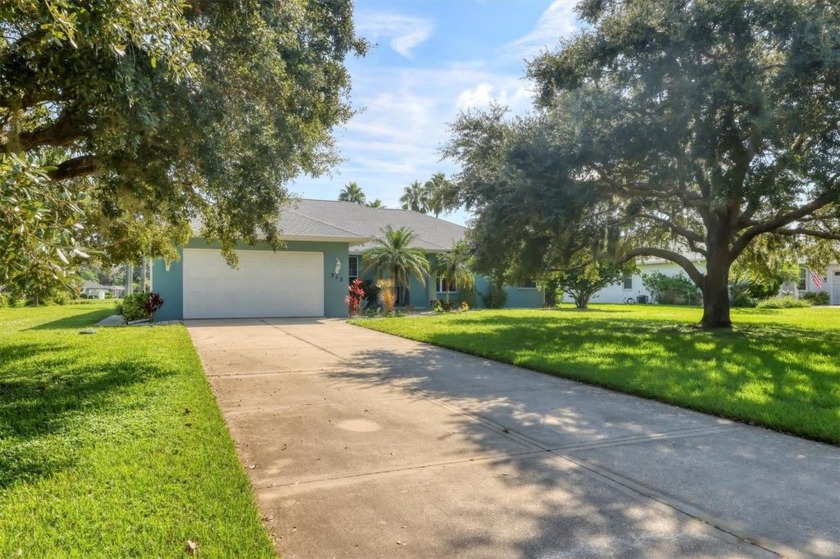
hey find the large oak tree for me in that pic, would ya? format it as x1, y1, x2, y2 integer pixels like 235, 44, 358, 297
446, 0, 840, 327
1, 0, 366, 282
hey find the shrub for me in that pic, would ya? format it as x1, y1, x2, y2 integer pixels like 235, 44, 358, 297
459, 301, 470, 312
481, 280, 507, 309
376, 279, 396, 315
121, 292, 165, 321
431, 299, 444, 312
0, 293, 8, 308
756, 296, 811, 309
456, 284, 478, 309
364, 306, 379, 317
802, 291, 830, 306
121, 293, 147, 321
729, 280, 757, 308
642, 272, 702, 305
49, 290, 71, 305
5, 292, 21, 307
344, 279, 365, 317
144, 292, 165, 321
359, 280, 380, 310
542, 277, 560, 307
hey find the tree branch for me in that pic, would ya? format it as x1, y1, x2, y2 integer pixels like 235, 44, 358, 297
731, 192, 837, 258
17, 111, 86, 151
47, 155, 96, 181
636, 213, 705, 243
617, 247, 705, 286
774, 228, 840, 241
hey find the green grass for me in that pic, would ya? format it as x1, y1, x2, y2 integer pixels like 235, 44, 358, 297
354, 305, 840, 445
0, 302, 276, 558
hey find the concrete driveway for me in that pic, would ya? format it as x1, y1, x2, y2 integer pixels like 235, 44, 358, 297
187, 318, 840, 559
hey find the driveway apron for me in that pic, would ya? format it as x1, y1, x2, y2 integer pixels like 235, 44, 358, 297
187, 318, 839, 559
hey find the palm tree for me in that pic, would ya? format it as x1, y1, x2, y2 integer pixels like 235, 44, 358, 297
434, 241, 474, 304
399, 180, 428, 213
362, 226, 430, 306
338, 182, 366, 205
424, 172, 457, 218
366, 198, 385, 208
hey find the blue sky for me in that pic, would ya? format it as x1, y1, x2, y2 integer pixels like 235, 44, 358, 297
289, 1, 581, 225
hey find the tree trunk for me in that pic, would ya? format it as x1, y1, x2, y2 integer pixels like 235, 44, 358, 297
700, 229, 733, 328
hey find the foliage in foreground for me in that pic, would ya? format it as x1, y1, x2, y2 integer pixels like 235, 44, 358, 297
355, 306, 840, 444
1, 0, 366, 270
0, 304, 275, 558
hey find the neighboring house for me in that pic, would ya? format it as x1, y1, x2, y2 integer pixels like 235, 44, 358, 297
565, 256, 840, 305
562, 256, 707, 305
81, 281, 125, 299
797, 263, 840, 304
151, 199, 544, 320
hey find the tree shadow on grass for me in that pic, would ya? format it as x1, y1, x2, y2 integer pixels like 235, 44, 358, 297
27, 308, 118, 330
0, 340, 174, 489
429, 314, 839, 438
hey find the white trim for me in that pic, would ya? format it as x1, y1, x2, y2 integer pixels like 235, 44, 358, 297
282, 234, 371, 243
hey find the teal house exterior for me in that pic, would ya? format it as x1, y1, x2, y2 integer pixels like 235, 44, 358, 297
151, 200, 543, 320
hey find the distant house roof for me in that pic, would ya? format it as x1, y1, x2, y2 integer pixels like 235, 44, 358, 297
288, 200, 466, 253
82, 281, 125, 291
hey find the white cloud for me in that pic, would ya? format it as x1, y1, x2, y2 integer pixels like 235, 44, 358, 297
456, 83, 495, 110
290, 3, 582, 224
356, 12, 434, 58
506, 0, 579, 59
456, 82, 533, 111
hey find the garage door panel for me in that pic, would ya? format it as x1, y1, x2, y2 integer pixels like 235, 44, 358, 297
183, 249, 324, 319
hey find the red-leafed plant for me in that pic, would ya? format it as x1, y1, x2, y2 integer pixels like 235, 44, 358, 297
344, 279, 365, 317
143, 292, 165, 322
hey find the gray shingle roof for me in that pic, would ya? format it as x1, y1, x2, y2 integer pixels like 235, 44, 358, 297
286, 199, 466, 253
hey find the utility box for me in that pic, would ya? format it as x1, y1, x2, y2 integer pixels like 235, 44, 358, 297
636, 294, 649, 304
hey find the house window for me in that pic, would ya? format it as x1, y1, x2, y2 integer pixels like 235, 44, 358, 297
798, 267, 807, 290
623, 275, 633, 290
518, 280, 537, 288
348, 256, 359, 283
436, 277, 457, 293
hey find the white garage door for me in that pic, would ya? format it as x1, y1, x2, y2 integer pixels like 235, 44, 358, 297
182, 249, 324, 319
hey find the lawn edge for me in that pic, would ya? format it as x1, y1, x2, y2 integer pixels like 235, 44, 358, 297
350, 319, 840, 447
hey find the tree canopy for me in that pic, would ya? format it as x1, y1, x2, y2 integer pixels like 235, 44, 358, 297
339, 182, 367, 205
400, 180, 428, 213
362, 226, 429, 304
424, 172, 458, 218
433, 240, 474, 304
446, 0, 840, 327
1, 0, 366, 272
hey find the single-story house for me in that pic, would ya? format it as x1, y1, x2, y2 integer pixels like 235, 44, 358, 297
566, 256, 840, 305
81, 281, 126, 299
151, 199, 544, 320
795, 264, 840, 304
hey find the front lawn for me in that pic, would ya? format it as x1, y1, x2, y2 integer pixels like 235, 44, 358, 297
0, 302, 276, 558
355, 305, 840, 445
